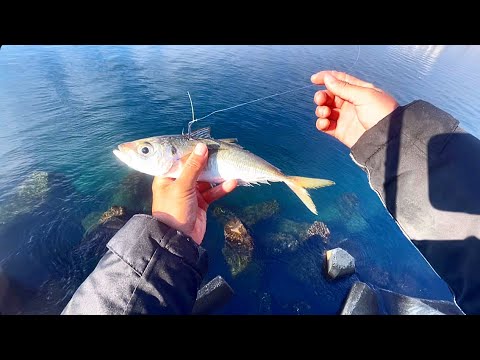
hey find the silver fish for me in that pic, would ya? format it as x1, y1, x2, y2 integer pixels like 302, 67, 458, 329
113, 127, 334, 214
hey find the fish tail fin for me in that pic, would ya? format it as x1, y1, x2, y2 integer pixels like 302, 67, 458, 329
284, 176, 335, 215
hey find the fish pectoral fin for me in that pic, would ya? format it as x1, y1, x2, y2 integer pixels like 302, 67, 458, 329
190, 127, 212, 139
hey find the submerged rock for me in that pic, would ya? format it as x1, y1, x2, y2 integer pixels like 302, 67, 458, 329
222, 218, 254, 276
224, 218, 254, 250
99, 205, 126, 224
263, 232, 300, 255
110, 172, 152, 213
315, 192, 368, 234
212, 199, 280, 228
0, 171, 50, 225
307, 221, 330, 242
212, 206, 238, 226
81, 212, 103, 233
326, 248, 356, 280
65, 206, 132, 285
82, 206, 127, 234
340, 192, 360, 211
239, 200, 280, 227
262, 218, 328, 255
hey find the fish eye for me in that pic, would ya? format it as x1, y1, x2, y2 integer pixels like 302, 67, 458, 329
138, 143, 154, 156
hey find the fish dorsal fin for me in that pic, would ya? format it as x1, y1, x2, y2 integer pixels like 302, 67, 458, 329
219, 138, 244, 149
190, 127, 212, 139
219, 138, 238, 143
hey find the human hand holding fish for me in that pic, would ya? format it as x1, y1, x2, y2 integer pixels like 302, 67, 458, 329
151, 143, 237, 244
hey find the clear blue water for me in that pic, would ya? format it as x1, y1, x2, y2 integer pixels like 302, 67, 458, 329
1, 45, 479, 314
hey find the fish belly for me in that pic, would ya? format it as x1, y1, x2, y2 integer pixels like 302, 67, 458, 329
198, 150, 283, 185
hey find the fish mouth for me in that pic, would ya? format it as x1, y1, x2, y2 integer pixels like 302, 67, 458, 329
113, 146, 130, 164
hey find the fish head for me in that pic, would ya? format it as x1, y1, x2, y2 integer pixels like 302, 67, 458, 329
113, 136, 178, 176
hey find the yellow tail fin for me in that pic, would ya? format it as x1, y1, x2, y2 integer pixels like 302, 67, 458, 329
284, 176, 335, 215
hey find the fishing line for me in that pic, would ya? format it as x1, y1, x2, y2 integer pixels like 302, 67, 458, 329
186, 45, 361, 135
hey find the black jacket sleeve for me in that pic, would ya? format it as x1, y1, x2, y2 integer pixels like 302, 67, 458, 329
62, 214, 208, 315
350, 100, 480, 314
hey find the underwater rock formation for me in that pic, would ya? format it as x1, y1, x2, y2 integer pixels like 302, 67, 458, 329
212, 199, 280, 228
110, 171, 152, 214
263, 232, 301, 255
99, 205, 126, 224
82, 205, 130, 244
81, 212, 103, 233
0, 171, 84, 314
315, 192, 368, 234
212, 205, 238, 226
340, 192, 360, 211
0, 171, 50, 225
307, 221, 330, 242
22, 205, 132, 315
82, 205, 127, 234
326, 248, 356, 280
262, 219, 329, 255
222, 217, 254, 276
239, 200, 280, 227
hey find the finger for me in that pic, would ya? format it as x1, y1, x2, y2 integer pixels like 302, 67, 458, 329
315, 106, 331, 119
202, 179, 238, 205
311, 70, 374, 88
177, 143, 208, 188
196, 182, 212, 193
314, 90, 335, 106
316, 118, 330, 131
317, 118, 337, 136
323, 73, 370, 105
330, 71, 375, 88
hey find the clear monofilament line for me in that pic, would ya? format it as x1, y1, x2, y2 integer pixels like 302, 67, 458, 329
190, 83, 315, 126
187, 91, 195, 135
186, 45, 361, 134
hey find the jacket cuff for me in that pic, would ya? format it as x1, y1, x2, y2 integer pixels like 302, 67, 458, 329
351, 100, 460, 167
106, 214, 204, 277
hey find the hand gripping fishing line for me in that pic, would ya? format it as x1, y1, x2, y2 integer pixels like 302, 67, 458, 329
184, 46, 361, 137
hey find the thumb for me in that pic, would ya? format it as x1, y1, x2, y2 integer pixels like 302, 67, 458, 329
324, 73, 369, 105
177, 143, 208, 188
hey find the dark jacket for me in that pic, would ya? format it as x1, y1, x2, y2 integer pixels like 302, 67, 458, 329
351, 100, 480, 314
62, 214, 207, 314
63, 100, 480, 315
